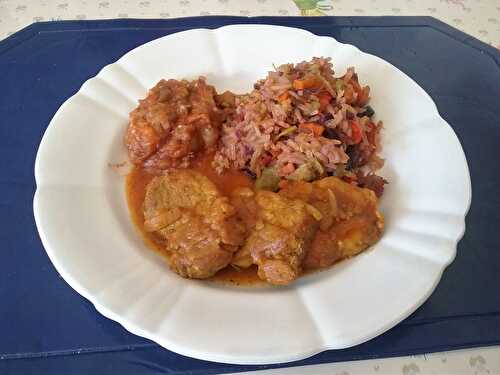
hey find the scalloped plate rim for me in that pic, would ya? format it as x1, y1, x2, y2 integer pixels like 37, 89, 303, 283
33, 24, 472, 365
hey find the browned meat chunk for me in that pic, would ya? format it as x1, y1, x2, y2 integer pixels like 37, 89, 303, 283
143, 170, 245, 279
229, 187, 259, 233
125, 78, 223, 172
280, 177, 384, 270
356, 173, 387, 198
232, 190, 320, 285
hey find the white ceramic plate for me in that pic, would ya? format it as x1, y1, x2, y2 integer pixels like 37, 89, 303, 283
33, 25, 471, 365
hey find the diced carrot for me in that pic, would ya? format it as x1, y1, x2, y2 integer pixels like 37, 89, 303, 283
299, 122, 325, 137
317, 91, 332, 110
365, 121, 375, 132
350, 121, 362, 144
277, 91, 289, 102
293, 76, 322, 90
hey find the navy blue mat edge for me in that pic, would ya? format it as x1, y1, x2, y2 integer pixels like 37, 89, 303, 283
1, 16, 499, 66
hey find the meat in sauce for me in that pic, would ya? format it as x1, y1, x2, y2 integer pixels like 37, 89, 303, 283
280, 177, 384, 269
125, 78, 232, 173
126, 161, 384, 285
142, 169, 246, 279
231, 189, 320, 285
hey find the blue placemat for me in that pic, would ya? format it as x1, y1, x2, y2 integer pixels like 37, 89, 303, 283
1, 16, 499, 375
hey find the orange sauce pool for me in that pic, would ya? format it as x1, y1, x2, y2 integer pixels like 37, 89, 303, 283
125, 153, 264, 285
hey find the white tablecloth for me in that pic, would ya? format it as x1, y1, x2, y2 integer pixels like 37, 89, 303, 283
1, 1, 499, 374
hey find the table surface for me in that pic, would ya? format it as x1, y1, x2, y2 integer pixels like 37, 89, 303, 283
1, 1, 499, 374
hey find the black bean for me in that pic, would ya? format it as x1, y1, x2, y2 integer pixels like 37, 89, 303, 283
324, 127, 339, 140
243, 168, 256, 179
357, 105, 375, 118
345, 145, 362, 170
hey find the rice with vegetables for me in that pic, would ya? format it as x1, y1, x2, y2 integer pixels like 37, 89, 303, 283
213, 57, 387, 196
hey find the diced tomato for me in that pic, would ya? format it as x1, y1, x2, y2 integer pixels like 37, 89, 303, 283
317, 91, 332, 110
299, 122, 325, 137
350, 121, 362, 144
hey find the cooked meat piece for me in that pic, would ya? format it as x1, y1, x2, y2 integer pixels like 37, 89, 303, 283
143, 170, 245, 279
280, 177, 384, 270
232, 190, 320, 285
229, 187, 259, 232
356, 173, 387, 198
125, 78, 223, 172
228, 188, 259, 269
215, 90, 236, 109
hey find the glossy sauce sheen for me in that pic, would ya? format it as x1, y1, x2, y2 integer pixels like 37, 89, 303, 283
125, 153, 264, 285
